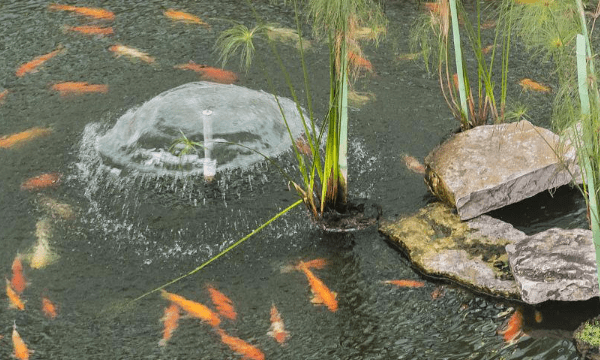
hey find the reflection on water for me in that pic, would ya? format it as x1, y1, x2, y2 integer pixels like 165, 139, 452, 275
0, 0, 588, 359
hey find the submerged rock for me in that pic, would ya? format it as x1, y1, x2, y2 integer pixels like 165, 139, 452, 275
424, 120, 580, 220
379, 202, 526, 299
506, 228, 599, 304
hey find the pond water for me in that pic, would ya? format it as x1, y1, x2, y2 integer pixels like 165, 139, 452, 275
0, 0, 594, 359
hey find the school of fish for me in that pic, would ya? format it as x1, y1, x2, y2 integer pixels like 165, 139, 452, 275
0, 2, 548, 358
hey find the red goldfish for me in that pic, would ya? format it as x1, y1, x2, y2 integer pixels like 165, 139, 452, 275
161, 290, 221, 327
164, 9, 210, 28
159, 303, 180, 346
42, 297, 58, 319
498, 309, 524, 342
48, 4, 115, 20
11, 256, 27, 294
174, 61, 238, 84
382, 279, 426, 288
64, 25, 114, 36
519, 78, 551, 93
110, 44, 155, 64
297, 261, 338, 312
217, 329, 265, 360
16, 46, 65, 77
13, 322, 32, 360
207, 285, 237, 321
20, 173, 62, 191
267, 304, 289, 344
0, 127, 52, 149
6, 280, 25, 310
51, 82, 109, 96
402, 154, 426, 175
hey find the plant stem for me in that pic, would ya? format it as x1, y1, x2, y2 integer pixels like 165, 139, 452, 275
449, 0, 469, 128
130, 199, 304, 303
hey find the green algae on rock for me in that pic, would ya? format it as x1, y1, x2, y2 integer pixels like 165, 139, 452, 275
574, 316, 600, 360
379, 202, 526, 299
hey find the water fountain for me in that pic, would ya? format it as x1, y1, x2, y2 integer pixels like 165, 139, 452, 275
75, 82, 309, 263
96, 81, 306, 177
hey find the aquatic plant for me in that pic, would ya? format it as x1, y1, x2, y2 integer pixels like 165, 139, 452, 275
410, 0, 514, 129
215, 0, 384, 216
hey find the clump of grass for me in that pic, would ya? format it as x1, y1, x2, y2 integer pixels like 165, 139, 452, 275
410, 0, 515, 129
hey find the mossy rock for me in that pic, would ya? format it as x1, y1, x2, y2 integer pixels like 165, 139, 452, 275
379, 202, 525, 299
574, 316, 600, 360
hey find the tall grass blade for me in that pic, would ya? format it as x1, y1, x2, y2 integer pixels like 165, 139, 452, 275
131, 199, 303, 303
576, 33, 600, 290
449, 0, 469, 128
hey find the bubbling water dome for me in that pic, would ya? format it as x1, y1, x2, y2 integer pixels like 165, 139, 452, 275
97, 81, 307, 177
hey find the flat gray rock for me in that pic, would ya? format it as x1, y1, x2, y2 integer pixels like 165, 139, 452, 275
379, 203, 526, 299
424, 120, 580, 220
506, 228, 600, 304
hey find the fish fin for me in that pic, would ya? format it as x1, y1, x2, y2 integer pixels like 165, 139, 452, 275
310, 291, 325, 305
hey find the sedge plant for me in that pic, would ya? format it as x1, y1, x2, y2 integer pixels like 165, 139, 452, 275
410, 0, 514, 129
505, 0, 600, 291
214, 0, 385, 217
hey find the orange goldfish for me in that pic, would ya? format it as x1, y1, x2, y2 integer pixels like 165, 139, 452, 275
109, 44, 155, 64
534, 310, 543, 323
402, 154, 426, 175
48, 4, 115, 20
297, 261, 338, 312
519, 78, 551, 93
16, 46, 65, 77
217, 328, 265, 360
348, 51, 373, 73
51, 82, 109, 96
0, 127, 52, 149
481, 44, 495, 55
161, 290, 220, 327
267, 304, 289, 344
164, 9, 210, 28
12, 322, 32, 360
0, 89, 8, 103
42, 297, 58, 319
294, 135, 312, 156
498, 309, 524, 342
452, 73, 459, 91
159, 303, 180, 346
431, 285, 445, 299
64, 25, 114, 36
207, 285, 237, 321
174, 61, 238, 84
6, 280, 25, 310
382, 279, 426, 288
11, 256, 27, 294
20, 173, 62, 191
